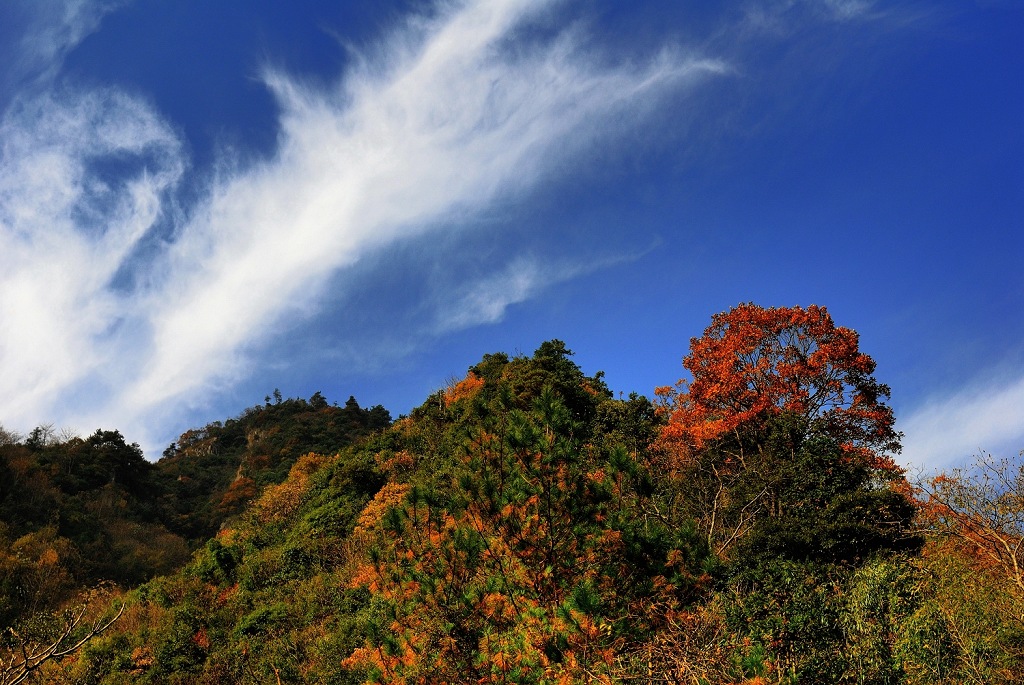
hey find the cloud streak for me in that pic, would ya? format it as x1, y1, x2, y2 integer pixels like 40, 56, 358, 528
899, 374, 1024, 470
1, 0, 127, 97
0, 86, 183, 425
0, 0, 728, 452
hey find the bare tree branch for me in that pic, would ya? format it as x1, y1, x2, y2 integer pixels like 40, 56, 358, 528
1, 602, 124, 685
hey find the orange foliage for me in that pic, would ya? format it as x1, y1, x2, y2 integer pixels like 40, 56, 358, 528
657, 303, 899, 462
217, 476, 257, 514
251, 452, 332, 523
192, 628, 210, 650
215, 583, 238, 606
444, 372, 486, 407
352, 482, 411, 536
374, 449, 416, 474
917, 453, 1024, 596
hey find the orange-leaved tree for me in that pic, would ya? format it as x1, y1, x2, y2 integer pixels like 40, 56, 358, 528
653, 304, 919, 681
657, 303, 901, 465
908, 451, 1024, 682
654, 304, 911, 560
919, 451, 1024, 598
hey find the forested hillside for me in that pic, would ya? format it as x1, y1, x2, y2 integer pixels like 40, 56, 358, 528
2, 305, 1022, 684
0, 395, 389, 642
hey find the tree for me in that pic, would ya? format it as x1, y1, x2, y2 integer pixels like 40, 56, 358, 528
654, 304, 909, 557
0, 426, 19, 447
346, 356, 703, 684
920, 450, 1024, 597
657, 303, 900, 464
1, 589, 123, 685
24, 426, 56, 453
32, 430, 151, 497
654, 304, 919, 682
907, 451, 1024, 683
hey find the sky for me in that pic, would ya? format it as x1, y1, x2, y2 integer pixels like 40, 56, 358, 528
0, 0, 1021, 470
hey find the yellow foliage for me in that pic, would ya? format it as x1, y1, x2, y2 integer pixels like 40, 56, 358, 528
353, 482, 411, 536
375, 449, 416, 474
38, 548, 59, 567
251, 452, 333, 523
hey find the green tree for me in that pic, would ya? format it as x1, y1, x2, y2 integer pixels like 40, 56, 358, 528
346, 349, 701, 684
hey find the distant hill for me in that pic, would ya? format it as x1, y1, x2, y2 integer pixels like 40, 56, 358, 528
0, 393, 389, 633
155, 392, 391, 541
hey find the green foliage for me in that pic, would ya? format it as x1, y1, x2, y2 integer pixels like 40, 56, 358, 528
192, 539, 240, 586
0, 430, 189, 626
5, 328, 1021, 684
152, 607, 207, 676
156, 392, 391, 541
726, 559, 848, 683
342, 349, 701, 683
843, 557, 923, 685
727, 421, 921, 572
0, 390, 387, 684
234, 602, 289, 637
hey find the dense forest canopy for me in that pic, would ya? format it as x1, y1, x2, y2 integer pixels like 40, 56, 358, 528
1, 304, 1021, 684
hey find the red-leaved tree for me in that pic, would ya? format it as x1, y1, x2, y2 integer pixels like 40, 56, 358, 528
656, 303, 901, 467
654, 304, 910, 559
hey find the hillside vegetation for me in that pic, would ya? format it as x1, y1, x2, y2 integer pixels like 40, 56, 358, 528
0, 396, 389, 632
2, 304, 1022, 684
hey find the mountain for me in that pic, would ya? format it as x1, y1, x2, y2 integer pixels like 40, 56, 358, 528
0, 394, 389, 634
3, 305, 1022, 684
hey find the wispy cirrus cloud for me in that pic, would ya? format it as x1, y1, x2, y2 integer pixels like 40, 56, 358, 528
741, 0, 878, 33
431, 257, 596, 334
1, 0, 127, 97
122, 3, 726, 413
899, 373, 1024, 470
0, 0, 729, 452
0, 86, 183, 423
432, 259, 550, 334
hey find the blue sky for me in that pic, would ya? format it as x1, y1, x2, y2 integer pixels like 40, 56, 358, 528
0, 0, 1021, 469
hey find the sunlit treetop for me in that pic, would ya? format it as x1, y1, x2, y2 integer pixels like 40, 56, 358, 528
657, 303, 901, 464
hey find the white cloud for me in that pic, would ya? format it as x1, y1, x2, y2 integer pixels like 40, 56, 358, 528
430, 243, 653, 334
434, 260, 544, 332
4, 0, 127, 90
123, 1, 725, 412
822, 0, 875, 20
431, 258, 579, 333
0, 88, 183, 428
899, 374, 1024, 470
741, 0, 878, 35
0, 0, 729, 453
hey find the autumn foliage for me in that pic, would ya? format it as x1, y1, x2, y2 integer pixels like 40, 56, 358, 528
345, 375, 699, 683
443, 372, 486, 407
2, 308, 1019, 684
918, 452, 1024, 598
657, 303, 900, 462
